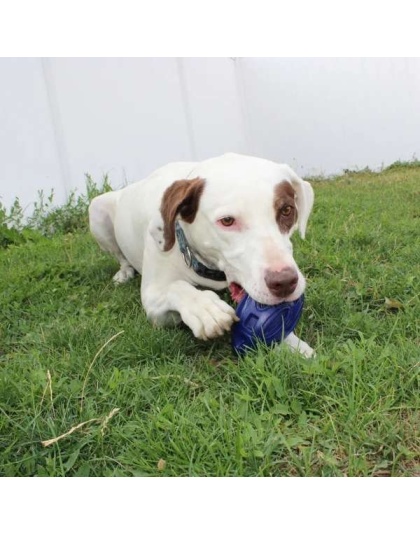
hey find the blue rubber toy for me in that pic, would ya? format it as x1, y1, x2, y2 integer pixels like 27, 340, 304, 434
231, 294, 305, 356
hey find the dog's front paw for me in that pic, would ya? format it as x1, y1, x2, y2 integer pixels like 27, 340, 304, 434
283, 332, 315, 358
180, 290, 238, 340
299, 342, 315, 359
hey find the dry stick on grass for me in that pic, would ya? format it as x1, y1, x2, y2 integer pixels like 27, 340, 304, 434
100, 407, 120, 435
41, 408, 120, 447
47, 369, 53, 406
40, 369, 55, 415
41, 418, 98, 447
41, 332, 124, 447
80, 330, 124, 411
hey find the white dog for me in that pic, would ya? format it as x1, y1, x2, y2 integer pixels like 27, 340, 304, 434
89, 153, 315, 357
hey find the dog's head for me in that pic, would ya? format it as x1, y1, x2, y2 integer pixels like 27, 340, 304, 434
156, 154, 314, 305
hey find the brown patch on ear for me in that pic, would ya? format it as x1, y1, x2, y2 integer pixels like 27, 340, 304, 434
160, 177, 205, 251
274, 181, 297, 233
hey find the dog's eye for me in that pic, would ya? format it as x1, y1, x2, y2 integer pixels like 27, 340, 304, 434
280, 205, 293, 217
219, 216, 235, 227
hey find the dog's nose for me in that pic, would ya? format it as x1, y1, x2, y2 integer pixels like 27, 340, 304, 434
264, 267, 299, 298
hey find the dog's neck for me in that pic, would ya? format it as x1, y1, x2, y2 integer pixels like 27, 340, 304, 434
175, 222, 227, 282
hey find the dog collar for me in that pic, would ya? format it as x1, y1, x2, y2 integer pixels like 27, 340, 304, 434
175, 222, 227, 282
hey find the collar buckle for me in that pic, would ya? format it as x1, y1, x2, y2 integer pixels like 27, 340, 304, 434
182, 245, 193, 268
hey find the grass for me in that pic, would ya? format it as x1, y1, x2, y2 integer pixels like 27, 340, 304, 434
0, 165, 419, 476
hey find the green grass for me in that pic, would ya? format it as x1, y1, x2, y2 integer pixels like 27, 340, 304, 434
1, 166, 419, 476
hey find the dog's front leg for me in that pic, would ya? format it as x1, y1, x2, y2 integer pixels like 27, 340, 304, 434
141, 229, 237, 340
283, 332, 315, 358
142, 280, 238, 340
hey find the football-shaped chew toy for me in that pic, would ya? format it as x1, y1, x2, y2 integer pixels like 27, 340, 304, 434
231, 294, 305, 356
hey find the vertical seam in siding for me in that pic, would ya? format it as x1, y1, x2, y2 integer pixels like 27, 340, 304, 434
176, 58, 197, 161
41, 58, 70, 200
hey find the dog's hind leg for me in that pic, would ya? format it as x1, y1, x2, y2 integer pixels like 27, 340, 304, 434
89, 192, 136, 284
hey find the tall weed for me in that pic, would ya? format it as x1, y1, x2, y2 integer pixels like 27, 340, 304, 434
0, 174, 112, 247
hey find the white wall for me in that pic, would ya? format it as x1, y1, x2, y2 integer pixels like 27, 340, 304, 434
181, 58, 247, 158
239, 57, 420, 176
46, 57, 193, 193
1, 57, 419, 211
0, 58, 66, 211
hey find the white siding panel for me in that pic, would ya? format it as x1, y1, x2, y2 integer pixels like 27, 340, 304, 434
239, 57, 420, 176
1, 57, 419, 210
0, 58, 65, 210
181, 57, 247, 159
47, 57, 192, 192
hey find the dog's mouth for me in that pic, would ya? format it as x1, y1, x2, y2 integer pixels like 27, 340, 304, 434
229, 282, 246, 303
229, 280, 301, 306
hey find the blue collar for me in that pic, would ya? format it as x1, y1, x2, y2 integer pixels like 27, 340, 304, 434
175, 222, 227, 282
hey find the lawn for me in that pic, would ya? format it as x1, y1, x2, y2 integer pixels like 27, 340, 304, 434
0, 164, 419, 476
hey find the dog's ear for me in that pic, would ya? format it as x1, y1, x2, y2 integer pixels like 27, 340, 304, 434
283, 166, 314, 239
158, 177, 205, 251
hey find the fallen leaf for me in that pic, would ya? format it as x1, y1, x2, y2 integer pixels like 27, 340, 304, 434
385, 297, 404, 310
157, 459, 166, 471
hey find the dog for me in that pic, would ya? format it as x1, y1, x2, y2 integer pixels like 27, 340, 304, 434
89, 153, 315, 357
